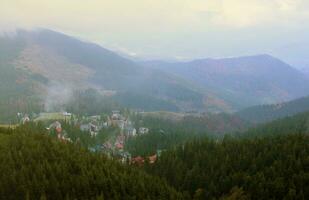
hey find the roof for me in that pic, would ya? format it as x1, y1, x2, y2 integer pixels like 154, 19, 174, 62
132, 156, 145, 165
148, 154, 157, 164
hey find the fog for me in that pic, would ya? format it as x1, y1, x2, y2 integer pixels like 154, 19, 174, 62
44, 81, 74, 112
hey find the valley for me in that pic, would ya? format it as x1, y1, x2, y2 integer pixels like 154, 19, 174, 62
1, 29, 309, 199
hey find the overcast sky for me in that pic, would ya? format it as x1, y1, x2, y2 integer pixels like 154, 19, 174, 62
1, 0, 309, 66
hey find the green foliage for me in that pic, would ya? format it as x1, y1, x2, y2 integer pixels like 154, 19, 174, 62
125, 112, 248, 157
61, 122, 119, 148
125, 131, 197, 157
146, 134, 309, 199
242, 111, 309, 138
0, 126, 184, 199
237, 96, 309, 123
144, 112, 309, 199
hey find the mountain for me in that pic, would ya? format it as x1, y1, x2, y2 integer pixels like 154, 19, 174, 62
236, 95, 309, 124
270, 42, 309, 70
142, 55, 309, 110
2, 29, 308, 120
0, 29, 220, 121
300, 67, 309, 78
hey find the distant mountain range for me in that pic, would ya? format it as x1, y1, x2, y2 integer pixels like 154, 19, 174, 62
0, 29, 207, 120
142, 55, 309, 110
1, 29, 309, 120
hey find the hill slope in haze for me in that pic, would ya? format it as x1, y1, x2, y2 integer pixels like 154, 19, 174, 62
2, 29, 309, 118
236, 95, 309, 124
0, 29, 219, 119
142, 55, 309, 110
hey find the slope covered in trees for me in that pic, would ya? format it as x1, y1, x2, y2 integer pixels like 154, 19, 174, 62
0, 124, 184, 199
144, 113, 309, 199
146, 134, 309, 199
236, 96, 309, 123
125, 112, 248, 156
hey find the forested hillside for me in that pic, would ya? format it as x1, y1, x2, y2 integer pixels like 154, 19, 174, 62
125, 112, 248, 156
146, 135, 309, 199
237, 96, 309, 123
0, 124, 184, 199
143, 112, 309, 199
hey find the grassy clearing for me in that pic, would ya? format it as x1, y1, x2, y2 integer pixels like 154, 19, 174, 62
0, 124, 18, 129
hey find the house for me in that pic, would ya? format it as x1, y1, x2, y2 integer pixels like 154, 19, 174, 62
89, 122, 99, 137
47, 121, 72, 142
139, 127, 149, 135
115, 143, 124, 150
102, 122, 108, 128
80, 124, 90, 132
60, 130, 72, 143
148, 154, 157, 164
80, 121, 101, 137
111, 110, 121, 120
21, 114, 30, 124
120, 152, 131, 164
102, 142, 112, 150
62, 112, 72, 117
49, 121, 62, 131
89, 115, 101, 121
131, 156, 145, 166
126, 126, 137, 137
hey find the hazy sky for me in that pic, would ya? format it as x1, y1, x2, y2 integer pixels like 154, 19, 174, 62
1, 0, 309, 66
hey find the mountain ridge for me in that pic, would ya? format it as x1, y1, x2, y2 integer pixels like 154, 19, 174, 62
142, 54, 309, 109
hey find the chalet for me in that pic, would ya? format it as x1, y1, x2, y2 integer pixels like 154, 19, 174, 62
148, 154, 157, 164
120, 152, 131, 164
49, 121, 62, 131
47, 121, 72, 143
62, 112, 72, 117
89, 122, 99, 137
80, 121, 101, 137
126, 126, 137, 137
139, 127, 149, 135
89, 115, 101, 121
80, 124, 90, 132
21, 114, 30, 124
61, 130, 72, 143
131, 156, 145, 166
111, 110, 121, 120
102, 142, 113, 150
115, 143, 124, 150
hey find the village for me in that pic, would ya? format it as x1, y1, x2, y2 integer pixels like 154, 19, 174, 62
17, 110, 159, 166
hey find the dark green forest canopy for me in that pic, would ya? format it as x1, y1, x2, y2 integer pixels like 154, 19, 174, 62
143, 112, 309, 199
236, 96, 309, 124
0, 125, 184, 200
146, 133, 309, 199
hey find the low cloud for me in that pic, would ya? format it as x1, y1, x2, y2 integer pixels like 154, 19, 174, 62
44, 81, 73, 112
